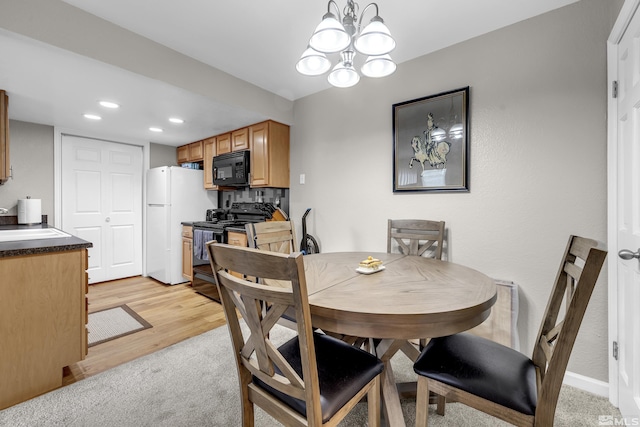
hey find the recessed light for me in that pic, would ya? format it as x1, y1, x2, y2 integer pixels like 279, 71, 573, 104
99, 101, 119, 109
169, 117, 184, 124
149, 127, 163, 132
83, 114, 102, 120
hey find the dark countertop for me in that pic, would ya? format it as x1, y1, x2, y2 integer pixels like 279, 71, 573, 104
0, 222, 93, 258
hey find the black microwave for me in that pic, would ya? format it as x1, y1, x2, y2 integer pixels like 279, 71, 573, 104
213, 150, 250, 187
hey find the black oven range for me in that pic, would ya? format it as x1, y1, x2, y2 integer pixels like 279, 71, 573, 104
191, 202, 278, 300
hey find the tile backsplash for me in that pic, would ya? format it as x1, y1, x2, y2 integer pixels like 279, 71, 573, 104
218, 188, 289, 215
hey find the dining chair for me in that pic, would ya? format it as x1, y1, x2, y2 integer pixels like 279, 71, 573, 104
412, 235, 607, 427
245, 220, 298, 255
387, 219, 445, 259
386, 218, 446, 350
246, 220, 300, 330
207, 242, 384, 427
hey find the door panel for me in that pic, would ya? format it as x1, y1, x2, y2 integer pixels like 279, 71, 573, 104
612, 3, 640, 417
61, 135, 142, 284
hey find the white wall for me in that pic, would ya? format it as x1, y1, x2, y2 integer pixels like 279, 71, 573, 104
290, 0, 622, 382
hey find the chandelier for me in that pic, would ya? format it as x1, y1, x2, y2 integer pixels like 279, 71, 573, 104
296, 0, 396, 88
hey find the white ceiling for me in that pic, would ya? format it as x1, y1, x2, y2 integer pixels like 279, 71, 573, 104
1, 0, 579, 146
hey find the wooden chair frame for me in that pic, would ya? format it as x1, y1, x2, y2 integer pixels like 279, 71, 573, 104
415, 235, 607, 427
387, 219, 445, 259
207, 243, 382, 427
245, 220, 298, 255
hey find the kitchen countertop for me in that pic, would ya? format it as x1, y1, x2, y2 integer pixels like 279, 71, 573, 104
0, 222, 93, 258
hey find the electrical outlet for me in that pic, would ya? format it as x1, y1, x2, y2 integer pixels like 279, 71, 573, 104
299, 174, 305, 185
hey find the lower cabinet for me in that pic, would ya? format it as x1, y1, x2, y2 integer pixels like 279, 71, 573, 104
181, 225, 193, 281
227, 231, 248, 278
0, 248, 88, 410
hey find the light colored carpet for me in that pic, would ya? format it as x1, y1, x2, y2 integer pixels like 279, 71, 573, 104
0, 324, 622, 426
87, 304, 152, 347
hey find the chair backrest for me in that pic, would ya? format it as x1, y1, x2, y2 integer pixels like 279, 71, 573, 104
246, 220, 298, 254
207, 243, 324, 423
531, 235, 607, 422
246, 220, 297, 289
387, 219, 445, 259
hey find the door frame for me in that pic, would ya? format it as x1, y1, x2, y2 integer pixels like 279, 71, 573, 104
607, 0, 640, 407
53, 127, 150, 276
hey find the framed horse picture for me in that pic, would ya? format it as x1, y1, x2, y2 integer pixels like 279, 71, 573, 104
392, 87, 469, 193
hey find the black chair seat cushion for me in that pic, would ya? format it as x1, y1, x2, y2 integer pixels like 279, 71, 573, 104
413, 333, 537, 416
253, 332, 384, 423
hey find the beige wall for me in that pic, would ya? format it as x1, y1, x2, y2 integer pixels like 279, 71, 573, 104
290, 0, 622, 382
0, 120, 54, 222
150, 142, 178, 169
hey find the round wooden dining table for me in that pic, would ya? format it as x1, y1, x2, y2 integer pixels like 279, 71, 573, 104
302, 252, 496, 427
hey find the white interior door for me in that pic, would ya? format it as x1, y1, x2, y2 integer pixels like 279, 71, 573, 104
61, 134, 143, 283
609, 0, 640, 418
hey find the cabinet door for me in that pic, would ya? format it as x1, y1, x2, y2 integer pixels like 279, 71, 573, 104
231, 127, 249, 151
227, 231, 248, 278
227, 231, 248, 247
189, 141, 204, 162
203, 137, 217, 189
176, 145, 189, 164
249, 122, 269, 187
217, 133, 231, 154
249, 120, 290, 188
182, 237, 193, 281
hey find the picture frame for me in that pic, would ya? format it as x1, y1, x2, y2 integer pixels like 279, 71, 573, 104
393, 87, 470, 193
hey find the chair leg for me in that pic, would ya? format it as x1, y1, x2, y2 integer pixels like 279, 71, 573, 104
415, 376, 429, 427
240, 375, 255, 427
436, 395, 446, 416
368, 376, 381, 427
241, 398, 255, 427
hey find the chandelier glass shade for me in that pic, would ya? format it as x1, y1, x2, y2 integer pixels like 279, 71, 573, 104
297, 0, 396, 88
296, 47, 332, 76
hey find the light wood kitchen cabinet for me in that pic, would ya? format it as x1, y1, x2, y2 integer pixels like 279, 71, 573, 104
249, 120, 290, 188
227, 231, 248, 247
181, 225, 193, 282
227, 230, 248, 278
0, 248, 88, 410
177, 145, 189, 163
203, 136, 217, 190
0, 90, 10, 185
176, 140, 204, 164
189, 140, 204, 161
216, 133, 231, 155
231, 127, 249, 151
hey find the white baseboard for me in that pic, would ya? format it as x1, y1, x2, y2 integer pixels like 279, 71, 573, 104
563, 371, 609, 398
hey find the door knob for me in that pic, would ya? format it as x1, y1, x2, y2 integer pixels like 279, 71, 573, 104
105, 217, 111, 222
618, 248, 640, 260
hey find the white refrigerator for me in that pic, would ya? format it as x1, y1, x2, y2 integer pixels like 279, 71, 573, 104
146, 166, 216, 285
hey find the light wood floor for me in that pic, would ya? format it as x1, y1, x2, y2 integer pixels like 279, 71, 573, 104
62, 275, 226, 386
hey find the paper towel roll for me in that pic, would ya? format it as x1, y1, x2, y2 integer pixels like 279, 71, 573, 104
18, 198, 42, 224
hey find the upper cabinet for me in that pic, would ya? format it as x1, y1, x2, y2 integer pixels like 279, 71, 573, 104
216, 133, 231, 155
176, 140, 204, 164
0, 90, 9, 185
217, 129, 247, 154
176, 119, 290, 190
203, 136, 217, 190
249, 120, 290, 188
231, 128, 249, 151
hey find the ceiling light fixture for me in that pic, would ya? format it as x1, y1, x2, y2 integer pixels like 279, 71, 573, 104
169, 117, 184, 124
83, 114, 102, 120
99, 101, 119, 109
296, 0, 396, 88
149, 127, 163, 133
